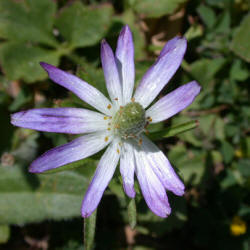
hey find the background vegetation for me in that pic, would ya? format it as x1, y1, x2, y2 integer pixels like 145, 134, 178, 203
0, 0, 249, 249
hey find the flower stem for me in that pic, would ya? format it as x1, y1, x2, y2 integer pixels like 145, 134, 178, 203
83, 209, 97, 250
149, 120, 198, 140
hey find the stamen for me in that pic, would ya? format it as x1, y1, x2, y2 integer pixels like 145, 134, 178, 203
107, 128, 111, 131
104, 136, 109, 142
107, 104, 112, 109
138, 138, 143, 146
147, 116, 152, 122
115, 124, 120, 129
117, 148, 120, 154
104, 116, 108, 120
131, 97, 135, 102
114, 97, 118, 101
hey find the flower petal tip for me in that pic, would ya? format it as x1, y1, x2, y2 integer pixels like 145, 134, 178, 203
121, 24, 131, 35
124, 185, 136, 198
28, 165, 41, 174
156, 207, 171, 218
40, 61, 50, 69
81, 207, 95, 218
39, 62, 56, 75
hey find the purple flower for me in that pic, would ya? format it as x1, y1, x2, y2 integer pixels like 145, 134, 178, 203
11, 25, 201, 218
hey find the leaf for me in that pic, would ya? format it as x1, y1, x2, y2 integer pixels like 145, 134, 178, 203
188, 58, 226, 85
168, 145, 205, 185
149, 120, 198, 141
197, 4, 216, 28
44, 158, 98, 174
127, 199, 137, 229
0, 164, 95, 224
55, 2, 113, 49
0, 42, 60, 83
0, 0, 57, 46
230, 60, 249, 82
220, 141, 234, 164
131, 0, 188, 18
231, 14, 250, 62
0, 225, 10, 244
84, 210, 97, 250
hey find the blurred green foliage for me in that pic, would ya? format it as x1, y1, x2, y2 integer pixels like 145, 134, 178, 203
0, 0, 250, 249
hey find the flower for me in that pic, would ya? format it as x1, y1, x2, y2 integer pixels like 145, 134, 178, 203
230, 216, 247, 236
11, 25, 201, 218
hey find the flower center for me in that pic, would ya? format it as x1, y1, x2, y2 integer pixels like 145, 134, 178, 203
113, 102, 146, 139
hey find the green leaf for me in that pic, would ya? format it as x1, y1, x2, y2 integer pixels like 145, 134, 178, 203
0, 164, 95, 224
168, 145, 205, 185
9, 87, 32, 112
55, 2, 113, 49
197, 4, 216, 28
0, 42, 60, 82
188, 58, 226, 85
230, 60, 249, 82
149, 120, 198, 141
231, 14, 250, 62
127, 199, 137, 229
84, 210, 97, 250
44, 158, 98, 174
131, 0, 188, 18
0, 0, 57, 46
220, 141, 234, 164
0, 225, 10, 244
184, 24, 203, 41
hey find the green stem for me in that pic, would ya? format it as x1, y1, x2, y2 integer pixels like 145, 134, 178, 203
83, 209, 97, 250
149, 120, 198, 141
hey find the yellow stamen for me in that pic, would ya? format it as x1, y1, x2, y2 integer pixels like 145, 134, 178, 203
107, 104, 112, 109
104, 136, 109, 142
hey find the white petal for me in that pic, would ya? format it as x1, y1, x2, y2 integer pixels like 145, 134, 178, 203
101, 40, 123, 106
40, 62, 114, 115
29, 131, 112, 173
11, 107, 109, 134
120, 141, 136, 198
133, 37, 187, 108
146, 81, 201, 123
141, 135, 184, 196
81, 139, 120, 217
134, 146, 171, 218
115, 25, 135, 104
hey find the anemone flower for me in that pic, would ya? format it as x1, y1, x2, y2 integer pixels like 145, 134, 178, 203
11, 25, 201, 218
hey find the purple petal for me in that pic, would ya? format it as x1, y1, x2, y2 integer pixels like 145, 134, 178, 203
115, 25, 135, 104
134, 146, 171, 218
101, 40, 122, 106
159, 36, 182, 58
11, 108, 109, 134
29, 131, 112, 173
146, 81, 201, 123
141, 135, 184, 196
120, 141, 136, 198
81, 140, 120, 217
40, 62, 113, 115
133, 37, 187, 108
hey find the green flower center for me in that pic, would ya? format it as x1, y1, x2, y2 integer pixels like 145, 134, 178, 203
113, 102, 146, 138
